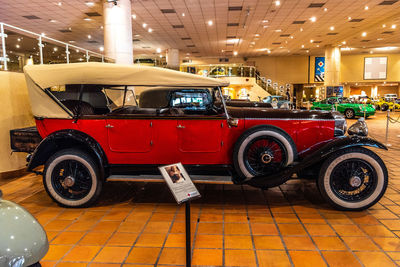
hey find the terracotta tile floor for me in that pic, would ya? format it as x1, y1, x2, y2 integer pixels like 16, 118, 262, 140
2, 112, 400, 267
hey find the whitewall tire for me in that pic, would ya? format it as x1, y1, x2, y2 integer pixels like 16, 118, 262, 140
318, 147, 388, 211
233, 126, 297, 179
43, 149, 103, 208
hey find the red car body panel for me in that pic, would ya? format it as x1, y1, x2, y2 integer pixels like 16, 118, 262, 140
35, 116, 335, 165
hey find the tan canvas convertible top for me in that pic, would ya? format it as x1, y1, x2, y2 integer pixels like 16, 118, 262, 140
23, 62, 229, 119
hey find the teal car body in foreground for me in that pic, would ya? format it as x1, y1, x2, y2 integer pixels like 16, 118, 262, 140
0, 192, 48, 267
311, 97, 375, 118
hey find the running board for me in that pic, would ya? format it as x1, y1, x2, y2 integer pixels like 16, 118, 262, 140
107, 174, 233, 184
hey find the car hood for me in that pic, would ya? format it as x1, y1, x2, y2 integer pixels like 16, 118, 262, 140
227, 107, 337, 120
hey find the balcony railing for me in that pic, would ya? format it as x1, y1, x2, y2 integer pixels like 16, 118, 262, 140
0, 22, 114, 72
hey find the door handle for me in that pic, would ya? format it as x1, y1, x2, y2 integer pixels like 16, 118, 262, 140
105, 124, 114, 128
177, 125, 185, 129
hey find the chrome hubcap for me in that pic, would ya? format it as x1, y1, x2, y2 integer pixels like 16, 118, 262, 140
261, 153, 273, 164
63, 176, 75, 187
349, 176, 362, 187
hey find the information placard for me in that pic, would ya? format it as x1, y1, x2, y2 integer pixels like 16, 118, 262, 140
159, 163, 201, 204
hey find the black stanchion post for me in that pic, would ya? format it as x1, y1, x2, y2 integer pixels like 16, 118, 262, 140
185, 201, 191, 267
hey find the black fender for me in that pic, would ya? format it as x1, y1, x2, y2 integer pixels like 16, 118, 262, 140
28, 129, 108, 178
244, 135, 387, 189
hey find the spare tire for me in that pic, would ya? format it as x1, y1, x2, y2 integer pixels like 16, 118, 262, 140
233, 125, 297, 180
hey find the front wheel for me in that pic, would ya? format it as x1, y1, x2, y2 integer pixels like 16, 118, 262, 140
344, 109, 355, 119
318, 147, 388, 211
43, 149, 103, 208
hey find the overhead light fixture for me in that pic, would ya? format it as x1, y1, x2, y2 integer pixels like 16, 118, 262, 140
290, 36, 294, 39
375, 46, 397, 51
208, 20, 213, 26
255, 34, 260, 37
310, 39, 314, 43
99, 46, 104, 52
159, 55, 163, 58
275, 0, 281, 7
340, 47, 353, 51
85, 1, 95, 7
17, 38, 21, 42
142, 23, 147, 28
382, 24, 386, 28
263, 25, 269, 28
16, 44, 20, 48
348, 17, 352, 20
132, 14, 136, 19
56, 2, 62, 6
370, 51, 373, 54
310, 16, 316, 22
233, 51, 238, 56
377, 38, 383, 41
323, 8, 328, 12
275, 29, 282, 32
84, 18, 92, 21
88, 34, 92, 39
75, 49, 79, 52
364, 6, 369, 10
156, 48, 161, 53
342, 41, 346, 44
148, 28, 153, 33
361, 32, 367, 37
300, 28, 303, 32
301, 44, 304, 48
330, 26, 334, 31
262, 20, 269, 23
41, 33, 46, 37
100, 26, 104, 29
391, 24, 396, 29
49, 19, 57, 23
268, 50, 271, 54
53, 47, 58, 51
182, 13, 185, 17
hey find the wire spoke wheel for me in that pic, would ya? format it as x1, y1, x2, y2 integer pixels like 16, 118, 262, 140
51, 159, 93, 201
330, 159, 377, 202
243, 136, 287, 176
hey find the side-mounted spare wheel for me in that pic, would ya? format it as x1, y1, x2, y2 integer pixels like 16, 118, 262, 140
318, 147, 388, 211
43, 148, 103, 208
233, 125, 297, 180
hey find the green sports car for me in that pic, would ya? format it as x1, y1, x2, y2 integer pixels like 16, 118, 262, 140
311, 97, 376, 119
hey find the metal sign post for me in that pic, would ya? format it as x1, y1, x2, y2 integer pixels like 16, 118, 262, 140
159, 163, 200, 267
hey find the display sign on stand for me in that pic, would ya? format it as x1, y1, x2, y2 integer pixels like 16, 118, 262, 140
159, 163, 201, 267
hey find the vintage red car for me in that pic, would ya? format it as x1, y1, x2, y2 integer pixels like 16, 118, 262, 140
11, 63, 388, 210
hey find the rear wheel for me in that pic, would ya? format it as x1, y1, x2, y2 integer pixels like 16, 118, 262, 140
43, 149, 103, 208
318, 147, 388, 211
233, 126, 296, 180
344, 109, 355, 119
381, 104, 389, 111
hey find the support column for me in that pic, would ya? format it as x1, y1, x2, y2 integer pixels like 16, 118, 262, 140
103, 0, 133, 64
324, 45, 341, 97
166, 48, 180, 70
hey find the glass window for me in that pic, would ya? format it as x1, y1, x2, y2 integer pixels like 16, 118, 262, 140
171, 91, 211, 112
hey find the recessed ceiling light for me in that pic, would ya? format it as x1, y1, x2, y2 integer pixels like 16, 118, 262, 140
56, 2, 62, 6
262, 20, 269, 23
148, 28, 153, 33
49, 19, 57, 23
75, 48, 79, 52
233, 51, 238, 56
382, 24, 386, 28
84, 18, 92, 21
275, 29, 282, 32
88, 34, 91, 39
310, 16, 316, 22
391, 24, 396, 29
290, 36, 294, 39
142, 23, 147, 28
85, 1, 95, 7
134, 34, 140, 37
377, 38, 383, 41
364, 6, 369, 10
221, 49, 224, 52
275, 1, 281, 7
342, 41, 346, 44
17, 38, 21, 42
310, 39, 314, 43
300, 28, 303, 32
348, 17, 352, 20
255, 34, 260, 37
100, 26, 103, 29
361, 32, 367, 37
99, 46, 104, 51
301, 44, 305, 48
330, 26, 334, 31
316, 45, 320, 47
182, 13, 185, 16
306, 50, 309, 53
159, 55, 163, 58
323, 7, 328, 11
132, 14, 136, 19
370, 51, 373, 54
208, 20, 213, 26
16, 44, 20, 48
156, 48, 161, 53
263, 25, 269, 28
53, 47, 58, 51
268, 50, 271, 54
